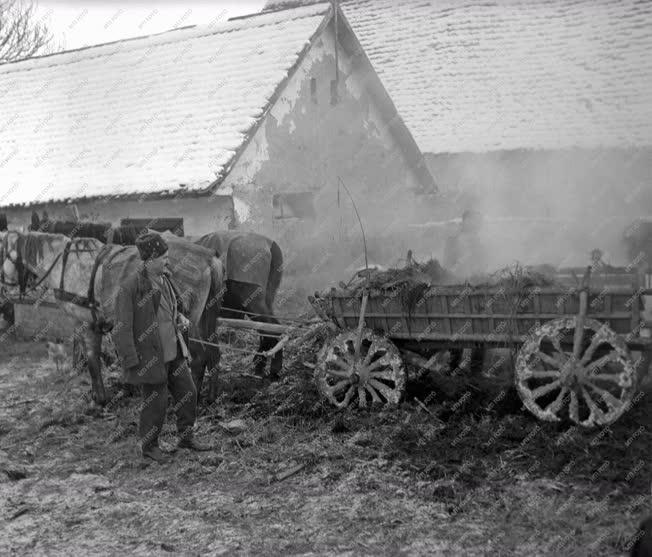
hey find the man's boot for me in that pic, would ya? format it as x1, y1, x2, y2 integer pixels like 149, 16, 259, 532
177, 430, 213, 451
142, 444, 171, 463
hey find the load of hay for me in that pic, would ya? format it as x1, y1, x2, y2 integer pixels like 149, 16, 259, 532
330, 253, 562, 316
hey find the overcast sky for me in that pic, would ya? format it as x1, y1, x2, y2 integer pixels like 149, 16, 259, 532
34, 1, 266, 51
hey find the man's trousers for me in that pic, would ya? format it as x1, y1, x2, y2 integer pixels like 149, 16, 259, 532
138, 357, 197, 449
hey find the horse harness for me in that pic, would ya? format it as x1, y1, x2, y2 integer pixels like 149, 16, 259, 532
53, 240, 116, 334
4, 235, 115, 335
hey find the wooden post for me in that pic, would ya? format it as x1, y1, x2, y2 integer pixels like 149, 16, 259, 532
216, 317, 288, 335
354, 291, 369, 360
572, 267, 592, 361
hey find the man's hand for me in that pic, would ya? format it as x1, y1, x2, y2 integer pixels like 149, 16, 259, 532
177, 314, 190, 332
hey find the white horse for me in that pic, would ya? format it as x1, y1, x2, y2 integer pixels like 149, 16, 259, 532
1, 230, 224, 405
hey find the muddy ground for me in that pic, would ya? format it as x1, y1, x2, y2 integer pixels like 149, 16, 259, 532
1, 331, 651, 556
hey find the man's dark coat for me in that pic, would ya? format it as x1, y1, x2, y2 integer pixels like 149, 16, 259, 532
114, 268, 189, 385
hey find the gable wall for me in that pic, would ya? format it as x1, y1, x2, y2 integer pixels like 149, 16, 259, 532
223, 21, 433, 293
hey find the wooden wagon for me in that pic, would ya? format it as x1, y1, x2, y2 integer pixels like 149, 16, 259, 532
308, 265, 652, 427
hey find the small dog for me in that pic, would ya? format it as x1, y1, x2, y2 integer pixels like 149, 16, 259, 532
46, 340, 67, 372
631, 516, 652, 557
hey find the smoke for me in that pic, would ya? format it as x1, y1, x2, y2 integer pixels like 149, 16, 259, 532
271, 147, 652, 316
425, 148, 652, 271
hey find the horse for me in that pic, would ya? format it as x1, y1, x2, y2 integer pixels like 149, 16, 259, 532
1, 230, 224, 405
193, 231, 284, 379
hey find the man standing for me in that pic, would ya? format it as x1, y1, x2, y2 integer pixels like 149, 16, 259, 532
114, 231, 211, 463
443, 209, 488, 278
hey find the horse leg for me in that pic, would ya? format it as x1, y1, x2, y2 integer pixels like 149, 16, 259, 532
83, 328, 108, 405
253, 333, 268, 377
253, 313, 282, 381
72, 335, 87, 374
268, 318, 283, 381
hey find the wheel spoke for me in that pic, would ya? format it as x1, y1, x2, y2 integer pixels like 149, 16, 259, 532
521, 369, 561, 380
341, 385, 355, 406
366, 357, 390, 373
535, 350, 563, 369
543, 386, 569, 416
365, 384, 382, 403
327, 379, 351, 395
569, 389, 579, 423
585, 351, 620, 373
337, 349, 356, 366
589, 372, 631, 388
530, 379, 561, 399
358, 386, 366, 408
588, 372, 622, 384
581, 386, 604, 424
362, 341, 379, 367
580, 332, 606, 366
548, 335, 565, 358
328, 357, 352, 372
368, 369, 396, 381
323, 366, 352, 379
368, 378, 397, 401
584, 382, 623, 413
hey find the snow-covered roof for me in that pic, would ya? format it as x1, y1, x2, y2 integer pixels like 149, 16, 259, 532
267, 0, 652, 153
0, 4, 331, 207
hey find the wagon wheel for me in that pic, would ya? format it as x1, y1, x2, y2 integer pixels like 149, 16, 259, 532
315, 328, 406, 409
515, 317, 638, 427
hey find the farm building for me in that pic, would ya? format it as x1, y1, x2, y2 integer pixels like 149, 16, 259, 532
0, 3, 436, 281
265, 0, 652, 268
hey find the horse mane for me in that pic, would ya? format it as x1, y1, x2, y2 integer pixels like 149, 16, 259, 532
18, 231, 72, 272
109, 225, 143, 245
32, 219, 147, 246
33, 219, 111, 242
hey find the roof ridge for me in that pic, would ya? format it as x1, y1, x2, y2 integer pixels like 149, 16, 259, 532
0, 2, 331, 74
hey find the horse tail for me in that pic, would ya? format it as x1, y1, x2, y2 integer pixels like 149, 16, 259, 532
266, 240, 283, 313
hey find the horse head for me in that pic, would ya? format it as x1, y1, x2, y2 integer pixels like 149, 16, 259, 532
0, 230, 23, 288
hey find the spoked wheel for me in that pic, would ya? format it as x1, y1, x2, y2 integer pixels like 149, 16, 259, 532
515, 317, 638, 427
315, 328, 406, 409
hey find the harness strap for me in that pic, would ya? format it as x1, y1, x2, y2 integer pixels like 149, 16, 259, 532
28, 251, 63, 292
86, 244, 114, 326
59, 240, 72, 291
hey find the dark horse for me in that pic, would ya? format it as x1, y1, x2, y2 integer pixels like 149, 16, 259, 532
193, 231, 284, 380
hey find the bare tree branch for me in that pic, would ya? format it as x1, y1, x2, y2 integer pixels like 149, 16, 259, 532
0, 0, 53, 64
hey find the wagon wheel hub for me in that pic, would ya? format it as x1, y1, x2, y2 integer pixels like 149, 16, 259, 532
315, 328, 406, 409
515, 317, 638, 427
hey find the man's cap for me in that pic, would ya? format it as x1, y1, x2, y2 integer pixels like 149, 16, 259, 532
136, 231, 168, 261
